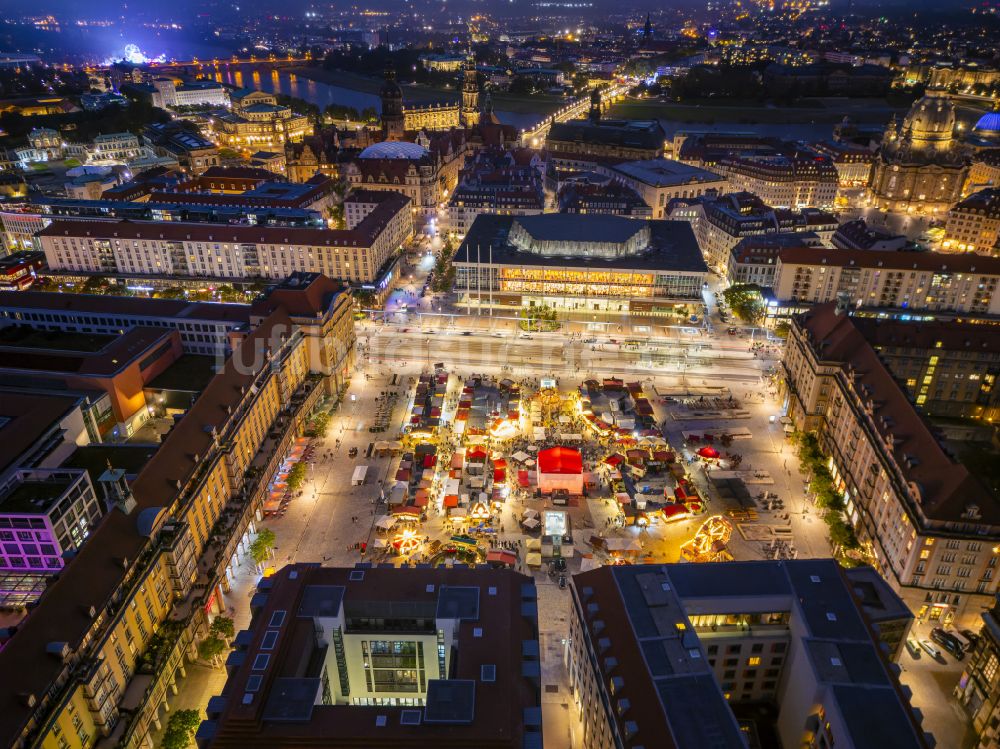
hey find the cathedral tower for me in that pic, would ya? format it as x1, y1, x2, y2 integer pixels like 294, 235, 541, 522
380, 63, 406, 141
460, 55, 480, 128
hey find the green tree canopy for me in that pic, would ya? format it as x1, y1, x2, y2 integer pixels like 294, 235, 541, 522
722, 284, 766, 325
161, 709, 201, 749
249, 528, 276, 567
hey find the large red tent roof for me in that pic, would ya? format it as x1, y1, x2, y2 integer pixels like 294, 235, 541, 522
537, 446, 583, 475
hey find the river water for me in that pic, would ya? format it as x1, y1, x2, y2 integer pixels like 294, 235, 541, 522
215, 66, 841, 141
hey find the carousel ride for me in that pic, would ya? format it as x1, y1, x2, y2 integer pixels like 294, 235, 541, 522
679, 515, 734, 563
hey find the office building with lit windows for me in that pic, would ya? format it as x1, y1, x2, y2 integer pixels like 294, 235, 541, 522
453, 213, 707, 317
198, 564, 542, 749
568, 560, 929, 749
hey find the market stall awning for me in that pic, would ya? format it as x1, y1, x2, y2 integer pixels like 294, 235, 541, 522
604, 454, 624, 467
486, 549, 517, 566
697, 446, 721, 459
526, 552, 543, 567
443, 495, 459, 508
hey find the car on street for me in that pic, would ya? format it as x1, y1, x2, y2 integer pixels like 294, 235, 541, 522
918, 639, 942, 659
930, 628, 964, 660
960, 629, 982, 648
348, 447, 358, 458
905, 637, 922, 658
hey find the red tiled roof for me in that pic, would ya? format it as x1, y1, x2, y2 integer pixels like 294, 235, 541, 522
797, 303, 1000, 524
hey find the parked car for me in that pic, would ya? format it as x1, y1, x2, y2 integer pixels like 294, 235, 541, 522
918, 639, 942, 659
348, 446, 358, 458
905, 637, 922, 658
930, 628, 965, 660
960, 629, 982, 648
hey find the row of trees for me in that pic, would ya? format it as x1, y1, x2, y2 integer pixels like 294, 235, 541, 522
431, 238, 457, 293
518, 304, 559, 332
0, 97, 169, 141
793, 432, 860, 556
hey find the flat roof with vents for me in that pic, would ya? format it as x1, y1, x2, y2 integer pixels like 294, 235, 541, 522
423, 679, 476, 724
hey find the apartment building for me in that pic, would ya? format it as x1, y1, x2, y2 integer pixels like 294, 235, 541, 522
716, 151, 839, 209
773, 246, 1000, 315
443, 147, 545, 235
568, 560, 928, 749
831, 219, 907, 252
943, 188, 1000, 255
810, 141, 876, 188
669, 192, 836, 274
726, 232, 822, 287
199, 565, 543, 748
37, 193, 411, 285
0, 274, 356, 395
0, 277, 348, 749
782, 303, 1000, 626
841, 315, 1000, 421
956, 594, 1000, 748
558, 181, 651, 218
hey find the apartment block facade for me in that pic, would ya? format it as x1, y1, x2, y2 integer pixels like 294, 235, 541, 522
773, 247, 1000, 315
943, 188, 1000, 255
37, 194, 411, 285
0, 276, 351, 749
781, 303, 1000, 627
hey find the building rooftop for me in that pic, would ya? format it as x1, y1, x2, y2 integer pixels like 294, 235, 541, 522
574, 560, 926, 749
610, 158, 724, 187
204, 564, 541, 749
455, 214, 707, 275
37, 198, 407, 250
0, 390, 84, 475
548, 118, 666, 151
0, 289, 252, 325
0, 326, 176, 378
0, 476, 74, 515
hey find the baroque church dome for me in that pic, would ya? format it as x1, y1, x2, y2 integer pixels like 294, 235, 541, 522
903, 90, 957, 151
